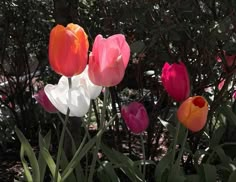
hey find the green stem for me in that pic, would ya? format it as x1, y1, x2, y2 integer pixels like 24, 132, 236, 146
171, 121, 180, 165
61, 115, 116, 181
175, 128, 188, 167
54, 78, 72, 182
57, 113, 76, 152
85, 104, 92, 181
140, 133, 146, 181
100, 87, 109, 129
88, 87, 109, 181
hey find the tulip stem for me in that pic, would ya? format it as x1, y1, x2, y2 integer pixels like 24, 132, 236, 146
54, 77, 72, 182
100, 87, 109, 129
89, 87, 109, 181
175, 128, 188, 167
171, 121, 180, 166
140, 133, 146, 181
54, 108, 70, 182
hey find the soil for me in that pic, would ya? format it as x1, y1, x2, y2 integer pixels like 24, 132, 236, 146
0, 149, 23, 182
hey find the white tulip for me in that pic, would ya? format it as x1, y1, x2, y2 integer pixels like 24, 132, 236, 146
44, 66, 102, 117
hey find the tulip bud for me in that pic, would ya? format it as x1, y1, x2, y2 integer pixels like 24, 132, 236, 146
34, 88, 58, 113
88, 34, 130, 87
177, 96, 208, 132
49, 23, 89, 77
161, 62, 190, 102
121, 102, 149, 134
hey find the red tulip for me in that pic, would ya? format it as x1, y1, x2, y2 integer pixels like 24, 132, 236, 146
161, 62, 190, 102
49, 23, 89, 77
34, 88, 57, 113
88, 34, 130, 87
121, 102, 149, 134
177, 96, 208, 132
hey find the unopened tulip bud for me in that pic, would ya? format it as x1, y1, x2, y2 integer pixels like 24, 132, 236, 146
121, 102, 149, 134
161, 62, 190, 102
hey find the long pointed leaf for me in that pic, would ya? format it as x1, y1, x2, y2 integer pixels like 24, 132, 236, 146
38, 131, 51, 182
15, 127, 40, 181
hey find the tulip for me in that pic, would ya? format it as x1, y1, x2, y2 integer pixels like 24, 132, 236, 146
44, 66, 102, 117
177, 96, 208, 132
161, 62, 190, 102
121, 102, 149, 134
34, 88, 58, 113
49, 23, 89, 77
88, 34, 130, 87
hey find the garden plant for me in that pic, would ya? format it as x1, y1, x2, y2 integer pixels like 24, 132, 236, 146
0, 0, 236, 182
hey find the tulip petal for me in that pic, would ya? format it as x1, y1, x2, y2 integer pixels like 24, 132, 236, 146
72, 66, 102, 99
67, 87, 90, 117
44, 84, 68, 115
49, 23, 89, 77
177, 96, 208, 132
121, 102, 149, 134
88, 34, 130, 87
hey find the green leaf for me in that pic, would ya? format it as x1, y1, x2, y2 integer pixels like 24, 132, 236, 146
60, 150, 77, 182
214, 146, 231, 164
40, 147, 61, 181
133, 160, 156, 167
167, 162, 185, 182
15, 127, 40, 182
228, 170, 236, 182
219, 105, 236, 126
38, 131, 51, 182
61, 130, 103, 181
209, 126, 225, 148
97, 161, 120, 182
185, 175, 201, 182
155, 150, 172, 182
101, 143, 143, 182
203, 164, 217, 182
20, 145, 33, 181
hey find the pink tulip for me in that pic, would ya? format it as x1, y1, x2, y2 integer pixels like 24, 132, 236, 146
88, 34, 130, 87
121, 102, 149, 134
161, 62, 190, 102
34, 88, 58, 113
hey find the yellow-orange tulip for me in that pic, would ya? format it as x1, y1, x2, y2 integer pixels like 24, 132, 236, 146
177, 96, 208, 132
49, 23, 89, 77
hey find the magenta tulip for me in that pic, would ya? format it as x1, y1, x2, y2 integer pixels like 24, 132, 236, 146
34, 88, 58, 113
121, 102, 149, 134
161, 62, 190, 102
88, 34, 130, 87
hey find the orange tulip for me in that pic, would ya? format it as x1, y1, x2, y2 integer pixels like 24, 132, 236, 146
177, 96, 208, 132
49, 23, 89, 77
